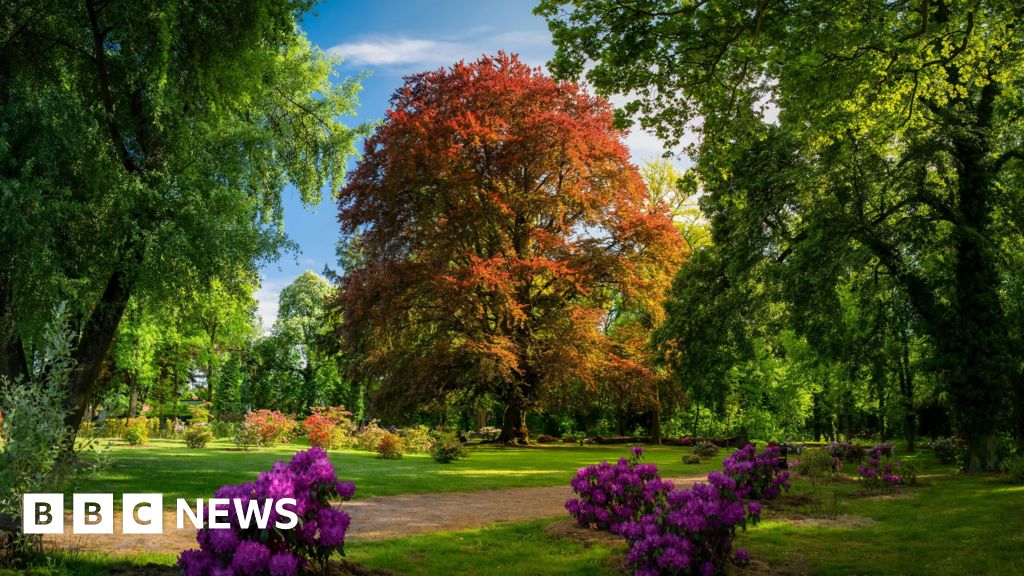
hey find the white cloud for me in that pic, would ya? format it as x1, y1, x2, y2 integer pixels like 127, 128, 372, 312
327, 28, 552, 73
329, 38, 467, 68
254, 275, 290, 334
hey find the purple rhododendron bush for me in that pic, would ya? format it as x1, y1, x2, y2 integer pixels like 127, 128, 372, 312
179, 447, 355, 576
566, 444, 791, 576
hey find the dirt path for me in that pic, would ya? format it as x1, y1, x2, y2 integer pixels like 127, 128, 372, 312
46, 475, 707, 556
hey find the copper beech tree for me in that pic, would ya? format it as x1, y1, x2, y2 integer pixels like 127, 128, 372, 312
335, 54, 682, 443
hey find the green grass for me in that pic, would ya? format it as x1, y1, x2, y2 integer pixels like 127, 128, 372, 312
739, 456, 1024, 575
74, 439, 718, 507
346, 519, 621, 576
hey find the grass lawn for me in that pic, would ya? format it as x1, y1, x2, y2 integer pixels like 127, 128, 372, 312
74, 439, 718, 507
15, 444, 1021, 575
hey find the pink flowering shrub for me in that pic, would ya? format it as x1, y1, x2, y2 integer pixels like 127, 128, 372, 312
827, 440, 865, 463
178, 446, 355, 576
858, 446, 901, 493
243, 409, 298, 447
565, 447, 675, 535
722, 444, 791, 501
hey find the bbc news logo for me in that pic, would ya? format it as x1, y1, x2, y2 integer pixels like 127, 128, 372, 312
23, 494, 299, 534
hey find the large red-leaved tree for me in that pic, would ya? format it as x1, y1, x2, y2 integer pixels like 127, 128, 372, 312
335, 53, 682, 443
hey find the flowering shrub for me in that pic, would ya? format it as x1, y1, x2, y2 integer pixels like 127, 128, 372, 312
477, 426, 502, 441
242, 410, 297, 448
792, 448, 841, 479
184, 423, 214, 449
900, 458, 922, 485
354, 420, 387, 452
190, 404, 212, 425
375, 432, 404, 459
929, 437, 962, 465
122, 417, 150, 446
694, 441, 719, 460
871, 441, 896, 458
399, 425, 435, 453
565, 448, 675, 535
827, 440, 865, 463
302, 406, 355, 450
857, 446, 901, 493
430, 431, 468, 463
178, 447, 355, 576
621, 472, 759, 576
722, 444, 791, 501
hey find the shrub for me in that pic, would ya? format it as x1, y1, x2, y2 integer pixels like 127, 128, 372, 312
122, 417, 151, 446
178, 447, 355, 576
930, 437, 962, 465
241, 410, 297, 447
477, 426, 501, 441
565, 448, 675, 535
828, 440, 865, 463
1000, 455, 1024, 484
620, 472, 759, 576
375, 432, 404, 459
722, 444, 791, 501
857, 446, 902, 494
99, 418, 127, 439
354, 420, 387, 452
694, 440, 720, 460
302, 406, 355, 450
77, 420, 96, 440
900, 458, 922, 485
682, 454, 701, 465
793, 448, 841, 480
430, 431, 469, 463
871, 441, 896, 457
0, 306, 98, 559
188, 404, 212, 425
183, 424, 214, 449
535, 434, 559, 444
399, 425, 434, 453
232, 422, 259, 451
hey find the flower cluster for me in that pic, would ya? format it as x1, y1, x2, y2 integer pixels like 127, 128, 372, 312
621, 473, 758, 576
242, 410, 298, 447
857, 447, 901, 493
827, 440, 865, 463
178, 447, 355, 576
565, 448, 675, 535
871, 442, 896, 458
302, 406, 355, 450
722, 444, 791, 501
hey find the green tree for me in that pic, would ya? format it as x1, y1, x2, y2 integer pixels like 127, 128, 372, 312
539, 0, 1024, 469
0, 0, 366, 434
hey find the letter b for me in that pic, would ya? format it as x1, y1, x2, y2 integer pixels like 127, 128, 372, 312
23, 494, 64, 534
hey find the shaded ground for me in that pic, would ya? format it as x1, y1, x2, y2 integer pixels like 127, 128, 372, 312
47, 475, 709, 556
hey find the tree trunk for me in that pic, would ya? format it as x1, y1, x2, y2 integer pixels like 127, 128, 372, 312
128, 375, 139, 418
1014, 370, 1024, 455
498, 399, 528, 444
650, 400, 662, 445
475, 408, 488, 432
64, 268, 132, 436
692, 403, 700, 438
899, 331, 916, 452
0, 282, 28, 384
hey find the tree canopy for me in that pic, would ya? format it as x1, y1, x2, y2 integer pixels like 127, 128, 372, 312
335, 53, 683, 442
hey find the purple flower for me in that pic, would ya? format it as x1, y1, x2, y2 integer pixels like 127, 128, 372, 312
231, 541, 270, 575
268, 552, 302, 576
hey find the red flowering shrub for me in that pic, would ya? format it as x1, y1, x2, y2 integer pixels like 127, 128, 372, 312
302, 406, 355, 450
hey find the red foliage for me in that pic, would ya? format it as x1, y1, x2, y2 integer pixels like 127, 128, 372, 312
336, 53, 683, 438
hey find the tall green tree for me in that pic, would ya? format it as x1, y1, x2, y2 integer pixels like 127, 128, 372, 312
539, 0, 1024, 469
0, 0, 366, 434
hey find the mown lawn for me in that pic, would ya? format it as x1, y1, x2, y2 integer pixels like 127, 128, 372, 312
73, 439, 717, 507
14, 445, 1022, 575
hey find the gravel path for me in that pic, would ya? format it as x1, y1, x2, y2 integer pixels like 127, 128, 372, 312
47, 475, 708, 556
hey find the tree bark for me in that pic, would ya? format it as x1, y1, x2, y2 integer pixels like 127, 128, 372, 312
498, 398, 529, 444
650, 399, 662, 445
1014, 370, 1024, 455
64, 268, 132, 436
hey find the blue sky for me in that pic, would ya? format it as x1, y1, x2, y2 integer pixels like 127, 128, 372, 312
255, 0, 687, 329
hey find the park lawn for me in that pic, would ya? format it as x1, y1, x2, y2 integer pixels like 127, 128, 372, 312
74, 439, 718, 507
740, 471, 1024, 575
